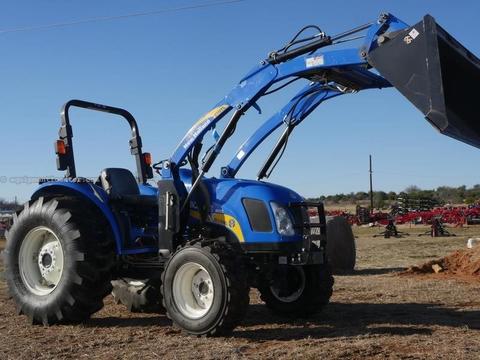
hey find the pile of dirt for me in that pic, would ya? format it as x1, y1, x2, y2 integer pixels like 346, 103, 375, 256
404, 246, 480, 277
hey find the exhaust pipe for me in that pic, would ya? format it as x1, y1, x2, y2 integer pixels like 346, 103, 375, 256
368, 15, 480, 148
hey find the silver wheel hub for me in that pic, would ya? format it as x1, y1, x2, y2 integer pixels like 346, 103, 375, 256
38, 242, 60, 278
172, 262, 214, 319
19, 226, 64, 296
191, 271, 214, 309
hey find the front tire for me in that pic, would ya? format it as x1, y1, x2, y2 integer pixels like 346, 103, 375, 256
5, 197, 115, 325
161, 242, 249, 336
258, 264, 333, 316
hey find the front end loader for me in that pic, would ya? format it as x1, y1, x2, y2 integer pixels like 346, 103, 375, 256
4, 12, 479, 336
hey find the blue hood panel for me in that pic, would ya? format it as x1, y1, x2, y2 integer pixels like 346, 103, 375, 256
180, 169, 304, 244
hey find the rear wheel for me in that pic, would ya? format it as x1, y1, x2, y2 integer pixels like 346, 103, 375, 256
161, 242, 249, 336
258, 264, 333, 316
5, 197, 115, 325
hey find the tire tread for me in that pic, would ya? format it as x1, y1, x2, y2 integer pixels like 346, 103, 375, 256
5, 197, 115, 325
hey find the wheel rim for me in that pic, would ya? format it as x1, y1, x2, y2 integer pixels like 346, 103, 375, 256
172, 262, 214, 319
270, 266, 306, 303
18, 226, 64, 296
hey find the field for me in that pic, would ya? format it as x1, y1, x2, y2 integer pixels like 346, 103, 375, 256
1, 225, 479, 359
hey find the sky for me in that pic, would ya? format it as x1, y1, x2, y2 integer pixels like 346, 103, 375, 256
1, 0, 480, 202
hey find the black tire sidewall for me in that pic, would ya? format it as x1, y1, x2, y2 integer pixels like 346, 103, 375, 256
259, 264, 332, 316
263, 265, 310, 311
326, 216, 356, 271
163, 246, 228, 334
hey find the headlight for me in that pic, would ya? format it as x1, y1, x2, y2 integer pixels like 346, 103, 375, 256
271, 202, 295, 236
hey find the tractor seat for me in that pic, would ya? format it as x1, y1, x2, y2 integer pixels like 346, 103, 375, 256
99, 168, 156, 207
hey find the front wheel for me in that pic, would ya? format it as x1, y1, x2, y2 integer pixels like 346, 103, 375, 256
258, 264, 333, 316
161, 242, 249, 336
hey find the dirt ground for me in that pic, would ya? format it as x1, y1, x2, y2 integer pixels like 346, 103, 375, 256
1, 225, 479, 359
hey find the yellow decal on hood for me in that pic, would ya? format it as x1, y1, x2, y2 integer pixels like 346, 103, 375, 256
213, 213, 245, 243
189, 210, 244, 243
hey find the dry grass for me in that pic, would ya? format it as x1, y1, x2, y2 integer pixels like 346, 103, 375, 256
0, 227, 479, 359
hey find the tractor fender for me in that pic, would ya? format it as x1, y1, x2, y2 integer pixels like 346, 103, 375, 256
31, 181, 123, 253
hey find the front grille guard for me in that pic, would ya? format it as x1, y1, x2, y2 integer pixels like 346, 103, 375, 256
289, 201, 327, 251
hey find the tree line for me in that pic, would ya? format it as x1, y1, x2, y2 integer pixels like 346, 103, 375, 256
309, 185, 480, 208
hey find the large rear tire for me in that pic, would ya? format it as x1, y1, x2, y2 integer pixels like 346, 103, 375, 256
326, 216, 356, 272
161, 242, 249, 336
5, 197, 115, 325
258, 264, 333, 316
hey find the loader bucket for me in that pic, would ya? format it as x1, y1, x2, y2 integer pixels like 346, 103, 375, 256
368, 15, 480, 148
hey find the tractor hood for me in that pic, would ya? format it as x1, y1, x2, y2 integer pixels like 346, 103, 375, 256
179, 169, 304, 208
368, 15, 480, 148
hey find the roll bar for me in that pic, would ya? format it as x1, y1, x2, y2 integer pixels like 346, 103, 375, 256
56, 99, 152, 183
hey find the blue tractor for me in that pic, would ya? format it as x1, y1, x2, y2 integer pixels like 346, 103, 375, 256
5, 13, 480, 336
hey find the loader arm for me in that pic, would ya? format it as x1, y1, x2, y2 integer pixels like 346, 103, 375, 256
162, 12, 408, 182
220, 84, 345, 179
222, 70, 392, 180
